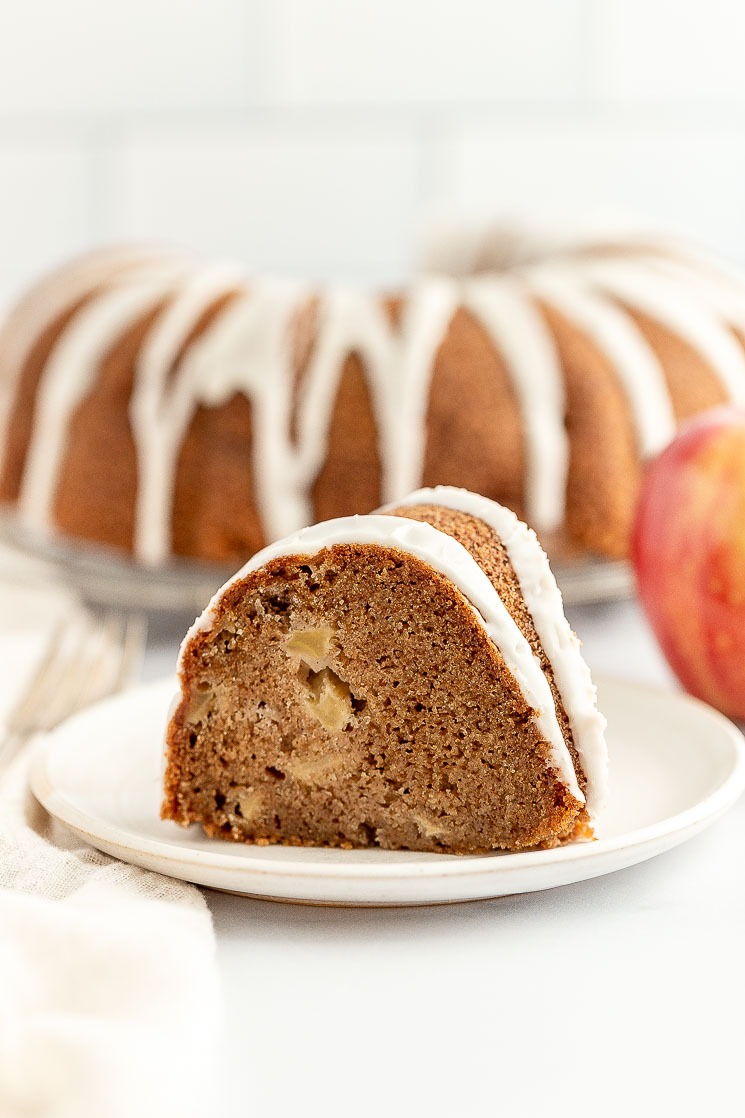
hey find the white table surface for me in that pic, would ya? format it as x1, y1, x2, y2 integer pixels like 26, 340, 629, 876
145, 599, 744, 1118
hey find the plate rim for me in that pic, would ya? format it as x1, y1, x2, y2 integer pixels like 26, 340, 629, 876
30, 674, 745, 886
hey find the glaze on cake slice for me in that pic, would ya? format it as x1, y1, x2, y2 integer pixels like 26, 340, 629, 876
162, 487, 608, 853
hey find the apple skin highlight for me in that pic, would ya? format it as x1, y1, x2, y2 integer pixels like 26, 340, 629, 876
633, 406, 745, 720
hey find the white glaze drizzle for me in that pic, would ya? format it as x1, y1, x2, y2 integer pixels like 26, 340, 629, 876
641, 253, 745, 331
292, 288, 399, 509
387, 486, 608, 817
134, 277, 308, 563
574, 258, 745, 404
527, 267, 677, 459
461, 277, 568, 533
0, 248, 184, 475
11, 234, 745, 565
130, 262, 250, 563
18, 269, 186, 534
420, 217, 682, 277
387, 278, 460, 499
131, 280, 458, 561
183, 508, 585, 804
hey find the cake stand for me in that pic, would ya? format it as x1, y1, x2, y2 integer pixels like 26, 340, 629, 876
0, 514, 634, 614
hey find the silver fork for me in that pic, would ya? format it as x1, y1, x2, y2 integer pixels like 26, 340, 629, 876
0, 610, 148, 771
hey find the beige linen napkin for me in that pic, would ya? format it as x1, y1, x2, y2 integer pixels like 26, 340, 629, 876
0, 571, 219, 1118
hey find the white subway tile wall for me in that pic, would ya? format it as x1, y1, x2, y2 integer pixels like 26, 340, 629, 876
0, 141, 92, 296
591, 0, 745, 102
113, 125, 421, 286
0, 0, 255, 112
448, 120, 745, 258
265, 0, 585, 104
0, 0, 743, 303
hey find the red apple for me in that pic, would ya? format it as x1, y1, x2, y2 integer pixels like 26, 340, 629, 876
633, 406, 745, 720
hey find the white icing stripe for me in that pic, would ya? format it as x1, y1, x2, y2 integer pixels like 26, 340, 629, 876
130, 263, 250, 562
18, 271, 185, 534
294, 289, 398, 509
461, 277, 568, 534
133, 279, 307, 564
0, 248, 184, 475
184, 510, 585, 805
296, 281, 460, 509
188, 281, 308, 544
636, 238, 745, 295
528, 272, 676, 459
420, 218, 682, 278
641, 255, 745, 331
13, 230, 745, 569
387, 487, 608, 818
576, 258, 745, 404
387, 279, 460, 500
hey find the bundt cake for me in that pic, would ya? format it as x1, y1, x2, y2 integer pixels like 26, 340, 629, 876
2, 229, 745, 567
162, 486, 608, 854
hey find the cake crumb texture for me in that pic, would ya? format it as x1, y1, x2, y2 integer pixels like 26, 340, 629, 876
163, 506, 591, 853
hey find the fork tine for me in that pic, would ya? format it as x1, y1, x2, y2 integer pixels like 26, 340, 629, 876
0, 616, 86, 759
35, 615, 105, 732
6, 617, 77, 732
31, 610, 146, 728
114, 613, 148, 692
65, 612, 125, 719
1, 608, 149, 774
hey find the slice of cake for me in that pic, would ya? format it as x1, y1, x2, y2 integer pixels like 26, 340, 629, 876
162, 487, 607, 853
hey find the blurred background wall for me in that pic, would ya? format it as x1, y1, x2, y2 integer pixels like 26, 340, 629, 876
0, 0, 743, 302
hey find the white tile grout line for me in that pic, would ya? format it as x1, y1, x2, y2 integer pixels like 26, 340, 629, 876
4, 99, 745, 139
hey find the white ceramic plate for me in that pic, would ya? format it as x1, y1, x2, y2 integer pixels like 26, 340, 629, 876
30, 675, 745, 907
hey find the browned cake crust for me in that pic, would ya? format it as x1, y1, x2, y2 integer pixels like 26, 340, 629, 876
1, 245, 738, 566
0, 294, 101, 506
163, 505, 588, 853
422, 308, 526, 519
539, 301, 640, 560
54, 301, 170, 550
